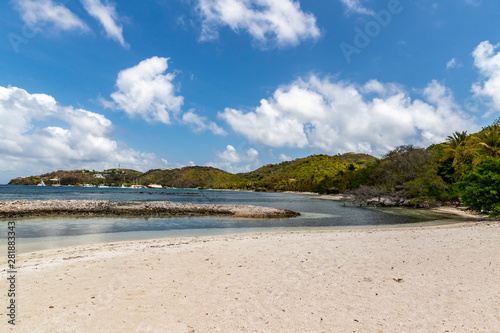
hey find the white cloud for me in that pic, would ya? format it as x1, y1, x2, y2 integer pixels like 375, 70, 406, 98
219, 75, 476, 156
182, 110, 226, 135
472, 41, 500, 111
446, 58, 462, 69
14, 0, 89, 32
207, 145, 260, 173
109, 57, 184, 124
338, 0, 374, 15
80, 0, 128, 48
197, 0, 320, 48
0, 85, 164, 183
278, 153, 292, 161
446, 58, 456, 69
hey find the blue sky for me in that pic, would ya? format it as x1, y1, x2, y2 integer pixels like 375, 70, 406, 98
1, 0, 500, 183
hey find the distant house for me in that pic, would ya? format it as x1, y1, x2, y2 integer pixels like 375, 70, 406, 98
94, 174, 105, 179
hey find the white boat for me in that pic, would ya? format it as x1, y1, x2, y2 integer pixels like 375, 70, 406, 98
98, 185, 110, 188
148, 184, 163, 189
83, 184, 95, 187
37, 180, 46, 186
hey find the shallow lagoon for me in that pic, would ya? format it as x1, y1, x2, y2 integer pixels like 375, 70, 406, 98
0, 185, 464, 254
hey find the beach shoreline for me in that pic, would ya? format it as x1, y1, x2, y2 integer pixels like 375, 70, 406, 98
1, 220, 499, 332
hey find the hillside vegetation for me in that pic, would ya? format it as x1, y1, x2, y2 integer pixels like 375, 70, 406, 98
8, 153, 376, 191
8, 120, 500, 216
120, 153, 376, 191
9, 169, 143, 186
334, 119, 500, 216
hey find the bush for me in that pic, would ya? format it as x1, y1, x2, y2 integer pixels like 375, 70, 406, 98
459, 158, 500, 217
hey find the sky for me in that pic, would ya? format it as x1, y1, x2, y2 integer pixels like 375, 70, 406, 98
1, 0, 500, 183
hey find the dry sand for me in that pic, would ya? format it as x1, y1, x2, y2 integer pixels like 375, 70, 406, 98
1, 222, 500, 332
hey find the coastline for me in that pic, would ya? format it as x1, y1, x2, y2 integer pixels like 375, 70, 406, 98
312, 194, 488, 220
2, 221, 499, 331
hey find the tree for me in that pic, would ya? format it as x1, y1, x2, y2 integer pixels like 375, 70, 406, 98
459, 158, 500, 217
443, 131, 468, 161
476, 125, 500, 159
441, 131, 475, 177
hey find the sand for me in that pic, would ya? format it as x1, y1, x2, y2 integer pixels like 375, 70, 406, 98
1, 221, 500, 332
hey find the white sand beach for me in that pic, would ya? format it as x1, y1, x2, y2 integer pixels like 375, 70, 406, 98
1, 221, 500, 332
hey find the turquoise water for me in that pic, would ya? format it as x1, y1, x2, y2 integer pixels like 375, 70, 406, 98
0, 185, 463, 254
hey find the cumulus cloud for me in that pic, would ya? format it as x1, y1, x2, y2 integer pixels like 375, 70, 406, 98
182, 110, 226, 135
14, 0, 89, 32
219, 75, 476, 156
472, 41, 500, 111
108, 57, 226, 135
109, 57, 184, 124
197, 0, 320, 48
80, 0, 128, 48
338, 0, 374, 15
0, 85, 164, 182
207, 145, 260, 173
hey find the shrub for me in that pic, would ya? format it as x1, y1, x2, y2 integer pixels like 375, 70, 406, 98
459, 158, 500, 217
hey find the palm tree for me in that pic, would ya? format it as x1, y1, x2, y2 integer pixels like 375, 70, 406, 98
476, 125, 500, 159
442, 131, 469, 163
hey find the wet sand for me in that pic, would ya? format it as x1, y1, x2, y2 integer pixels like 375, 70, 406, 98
1, 221, 499, 332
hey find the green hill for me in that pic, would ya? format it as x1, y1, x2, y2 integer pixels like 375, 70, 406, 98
9, 168, 143, 186
8, 153, 377, 192
237, 153, 376, 191
139, 166, 238, 189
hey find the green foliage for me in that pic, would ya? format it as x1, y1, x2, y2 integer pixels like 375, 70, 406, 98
238, 153, 376, 192
140, 167, 237, 189
8, 153, 377, 193
475, 125, 500, 159
9, 169, 144, 186
458, 158, 500, 217
345, 145, 453, 206
7, 118, 500, 215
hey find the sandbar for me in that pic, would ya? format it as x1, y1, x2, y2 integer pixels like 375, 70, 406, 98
0, 200, 299, 219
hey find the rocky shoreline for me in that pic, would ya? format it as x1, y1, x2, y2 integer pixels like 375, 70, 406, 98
0, 200, 300, 219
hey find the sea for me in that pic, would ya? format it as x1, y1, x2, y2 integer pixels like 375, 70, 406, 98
0, 185, 463, 254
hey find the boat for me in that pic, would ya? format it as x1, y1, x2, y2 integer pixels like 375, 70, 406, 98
148, 184, 163, 189
37, 180, 46, 186
98, 185, 110, 188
